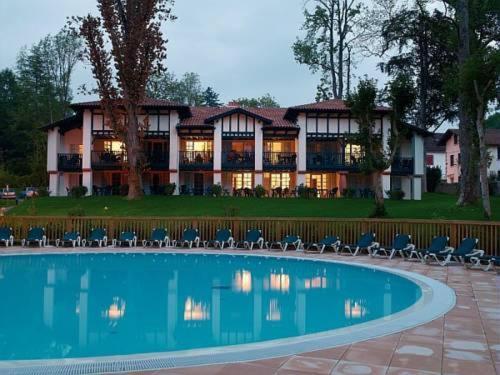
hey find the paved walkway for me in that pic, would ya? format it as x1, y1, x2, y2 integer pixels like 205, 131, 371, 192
1, 247, 498, 375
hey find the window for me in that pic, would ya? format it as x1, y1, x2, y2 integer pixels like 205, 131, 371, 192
458, 153, 461, 165
450, 155, 455, 166
497, 147, 500, 159
232, 173, 253, 189
70, 144, 83, 154
453, 134, 458, 145
271, 173, 290, 189
426, 154, 434, 166
186, 141, 212, 152
104, 141, 124, 152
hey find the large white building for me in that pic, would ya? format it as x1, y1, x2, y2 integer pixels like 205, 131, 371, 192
43, 98, 427, 199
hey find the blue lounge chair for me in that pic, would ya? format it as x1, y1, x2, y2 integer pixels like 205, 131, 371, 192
113, 231, 137, 247
235, 229, 265, 250
305, 235, 341, 254
0, 227, 14, 247
142, 228, 170, 248
55, 231, 81, 248
204, 229, 234, 249
407, 236, 449, 261
371, 234, 413, 259
341, 232, 378, 256
424, 237, 483, 266
83, 228, 108, 247
22, 227, 46, 247
269, 235, 302, 252
174, 228, 200, 249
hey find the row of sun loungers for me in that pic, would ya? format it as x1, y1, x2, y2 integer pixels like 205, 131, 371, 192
0, 226, 498, 272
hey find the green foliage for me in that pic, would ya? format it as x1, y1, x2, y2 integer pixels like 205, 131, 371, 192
233, 94, 280, 108
37, 187, 50, 198
386, 190, 405, 200
370, 203, 388, 218
202, 87, 222, 107
254, 185, 266, 198
486, 113, 500, 129
164, 183, 176, 196
69, 186, 88, 198
146, 71, 206, 106
426, 166, 443, 193
223, 206, 241, 217
207, 183, 223, 197
297, 184, 317, 199
342, 188, 356, 198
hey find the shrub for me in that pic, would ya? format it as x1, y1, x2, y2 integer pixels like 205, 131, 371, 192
488, 173, 498, 196
426, 166, 442, 192
297, 184, 317, 199
342, 187, 356, 198
164, 183, 176, 196
69, 186, 88, 198
386, 189, 405, 200
254, 184, 266, 198
207, 183, 223, 197
68, 206, 85, 217
37, 187, 50, 197
369, 203, 387, 218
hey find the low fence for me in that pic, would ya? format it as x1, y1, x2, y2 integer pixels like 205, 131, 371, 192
0, 216, 498, 255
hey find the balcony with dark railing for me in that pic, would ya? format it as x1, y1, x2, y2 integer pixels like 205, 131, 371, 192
91, 151, 127, 170
391, 157, 414, 175
222, 151, 255, 170
307, 152, 363, 171
147, 151, 169, 170
179, 151, 214, 171
58, 153, 82, 172
263, 152, 297, 171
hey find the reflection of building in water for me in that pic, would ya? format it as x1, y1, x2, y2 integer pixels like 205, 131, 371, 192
304, 276, 327, 289
233, 270, 252, 293
103, 297, 126, 320
264, 269, 290, 292
184, 297, 210, 321
344, 299, 367, 319
266, 299, 281, 321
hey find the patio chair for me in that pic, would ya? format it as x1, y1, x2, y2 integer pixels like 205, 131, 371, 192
0, 227, 14, 247
406, 236, 450, 261
204, 229, 234, 249
371, 234, 414, 259
82, 228, 108, 247
142, 228, 170, 248
173, 228, 200, 249
112, 231, 137, 247
22, 227, 46, 247
235, 229, 265, 250
268, 235, 302, 252
55, 231, 81, 248
424, 238, 483, 266
305, 235, 341, 254
341, 232, 378, 256
468, 255, 500, 272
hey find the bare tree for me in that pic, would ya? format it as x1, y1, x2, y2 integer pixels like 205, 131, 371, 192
75, 0, 175, 199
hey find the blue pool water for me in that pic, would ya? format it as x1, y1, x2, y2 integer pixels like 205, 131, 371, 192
0, 253, 422, 361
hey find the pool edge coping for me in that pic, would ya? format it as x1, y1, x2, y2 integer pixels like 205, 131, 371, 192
0, 249, 456, 374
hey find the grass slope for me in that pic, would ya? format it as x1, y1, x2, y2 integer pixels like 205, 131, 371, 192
6, 193, 500, 221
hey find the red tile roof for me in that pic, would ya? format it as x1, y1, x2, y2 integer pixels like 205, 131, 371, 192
486, 129, 500, 146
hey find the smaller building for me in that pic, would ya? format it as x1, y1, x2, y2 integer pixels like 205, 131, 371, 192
424, 132, 446, 180
438, 129, 500, 183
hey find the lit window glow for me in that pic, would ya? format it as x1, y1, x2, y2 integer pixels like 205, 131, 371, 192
345, 299, 366, 319
184, 297, 210, 321
266, 299, 281, 321
233, 270, 252, 293
304, 276, 327, 289
103, 297, 126, 320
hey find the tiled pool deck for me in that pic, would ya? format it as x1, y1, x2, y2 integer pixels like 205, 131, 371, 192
1, 247, 498, 375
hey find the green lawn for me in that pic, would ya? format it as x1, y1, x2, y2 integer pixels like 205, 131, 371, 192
6, 193, 500, 221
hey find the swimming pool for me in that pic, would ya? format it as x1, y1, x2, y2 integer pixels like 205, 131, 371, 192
0, 252, 455, 373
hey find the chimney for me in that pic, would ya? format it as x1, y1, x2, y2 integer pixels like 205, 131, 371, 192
227, 101, 240, 107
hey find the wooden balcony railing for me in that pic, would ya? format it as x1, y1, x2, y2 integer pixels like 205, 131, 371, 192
91, 151, 127, 170
263, 152, 297, 171
391, 157, 415, 175
147, 151, 169, 170
307, 152, 364, 171
222, 152, 255, 170
179, 151, 214, 171
57, 153, 82, 172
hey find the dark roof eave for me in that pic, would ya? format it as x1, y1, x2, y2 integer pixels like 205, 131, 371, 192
284, 107, 392, 122
70, 102, 192, 118
204, 107, 273, 125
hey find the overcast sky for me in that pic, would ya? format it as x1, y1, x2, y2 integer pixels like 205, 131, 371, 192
0, 0, 387, 107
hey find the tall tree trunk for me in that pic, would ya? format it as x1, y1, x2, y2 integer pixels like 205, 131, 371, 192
474, 81, 492, 219
125, 104, 144, 199
456, 0, 478, 205
371, 171, 386, 217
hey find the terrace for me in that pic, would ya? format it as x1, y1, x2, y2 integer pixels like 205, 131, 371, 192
57, 153, 82, 172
